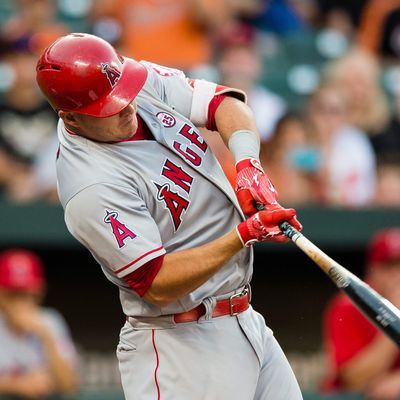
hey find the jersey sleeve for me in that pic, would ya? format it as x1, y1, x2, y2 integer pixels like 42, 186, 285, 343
141, 61, 247, 127
64, 183, 166, 280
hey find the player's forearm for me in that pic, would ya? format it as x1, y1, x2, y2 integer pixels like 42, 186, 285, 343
340, 333, 398, 390
214, 96, 260, 146
38, 329, 78, 393
144, 230, 244, 307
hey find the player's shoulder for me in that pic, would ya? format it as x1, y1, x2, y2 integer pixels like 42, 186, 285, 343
64, 182, 141, 215
136, 61, 187, 102
140, 60, 185, 79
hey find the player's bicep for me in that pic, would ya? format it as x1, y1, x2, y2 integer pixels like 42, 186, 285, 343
64, 183, 165, 278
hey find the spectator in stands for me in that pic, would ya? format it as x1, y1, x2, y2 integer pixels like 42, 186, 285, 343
260, 111, 318, 205
0, 249, 78, 398
316, 0, 367, 41
246, 0, 317, 36
373, 160, 400, 207
306, 83, 377, 207
370, 84, 400, 163
322, 228, 400, 399
216, 22, 286, 143
369, 78, 400, 208
324, 48, 390, 137
0, 0, 69, 55
192, 0, 264, 36
0, 39, 59, 202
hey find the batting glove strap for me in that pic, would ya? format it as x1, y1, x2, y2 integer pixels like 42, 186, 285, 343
235, 158, 278, 216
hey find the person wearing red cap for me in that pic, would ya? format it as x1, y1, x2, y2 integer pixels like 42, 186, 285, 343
0, 249, 78, 398
321, 228, 400, 399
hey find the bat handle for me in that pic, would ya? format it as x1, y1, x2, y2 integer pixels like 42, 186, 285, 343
279, 221, 302, 242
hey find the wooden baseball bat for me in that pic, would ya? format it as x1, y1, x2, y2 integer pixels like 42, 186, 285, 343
279, 221, 400, 346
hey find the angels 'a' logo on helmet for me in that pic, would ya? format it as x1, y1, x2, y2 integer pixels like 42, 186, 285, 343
101, 62, 122, 88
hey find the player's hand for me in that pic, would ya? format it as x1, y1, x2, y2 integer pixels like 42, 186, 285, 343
235, 158, 278, 216
3, 298, 47, 336
236, 204, 302, 246
12, 370, 54, 399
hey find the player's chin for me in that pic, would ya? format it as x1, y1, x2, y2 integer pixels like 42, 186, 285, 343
120, 120, 137, 139
115, 127, 134, 140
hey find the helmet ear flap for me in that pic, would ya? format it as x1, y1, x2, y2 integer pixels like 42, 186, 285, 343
36, 33, 147, 118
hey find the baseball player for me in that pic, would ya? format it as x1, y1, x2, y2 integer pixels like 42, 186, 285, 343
36, 33, 303, 400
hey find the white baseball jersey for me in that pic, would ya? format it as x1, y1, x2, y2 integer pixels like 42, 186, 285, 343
57, 61, 253, 317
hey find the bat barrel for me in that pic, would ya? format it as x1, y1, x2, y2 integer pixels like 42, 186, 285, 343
279, 220, 400, 347
344, 281, 400, 346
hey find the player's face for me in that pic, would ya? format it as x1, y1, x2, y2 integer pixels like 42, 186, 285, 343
62, 101, 138, 142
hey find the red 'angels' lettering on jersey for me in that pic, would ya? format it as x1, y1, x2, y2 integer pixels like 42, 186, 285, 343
148, 62, 181, 77
173, 141, 202, 166
161, 159, 193, 194
178, 124, 208, 153
186, 78, 195, 89
154, 183, 189, 231
104, 209, 136, 248
101, 63, 122, 88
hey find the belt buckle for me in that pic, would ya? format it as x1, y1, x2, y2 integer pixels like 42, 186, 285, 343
229, 287, 248, 316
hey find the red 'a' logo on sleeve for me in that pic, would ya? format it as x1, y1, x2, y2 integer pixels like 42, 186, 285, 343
101, 63, 122, 88
104, 210, 136, 248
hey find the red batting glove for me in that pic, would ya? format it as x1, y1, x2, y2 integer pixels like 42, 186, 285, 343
235, 158, 278, 216
236, 204, 303, 246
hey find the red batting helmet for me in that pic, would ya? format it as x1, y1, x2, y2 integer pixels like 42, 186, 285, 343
36, 33, 148, 117
0, 249, 45, 293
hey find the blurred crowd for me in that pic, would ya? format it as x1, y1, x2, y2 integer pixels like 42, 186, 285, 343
0, 0, 399, 207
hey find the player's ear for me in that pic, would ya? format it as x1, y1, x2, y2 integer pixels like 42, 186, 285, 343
59, 110, 80, 128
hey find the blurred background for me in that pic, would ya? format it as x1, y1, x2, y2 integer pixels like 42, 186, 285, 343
0, 0, 400, 399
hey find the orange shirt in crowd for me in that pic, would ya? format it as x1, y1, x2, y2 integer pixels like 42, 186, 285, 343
357, 0, 400, 54
92, 0, 212, 70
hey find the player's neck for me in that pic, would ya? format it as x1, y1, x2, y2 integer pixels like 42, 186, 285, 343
63, 122, 79, 136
